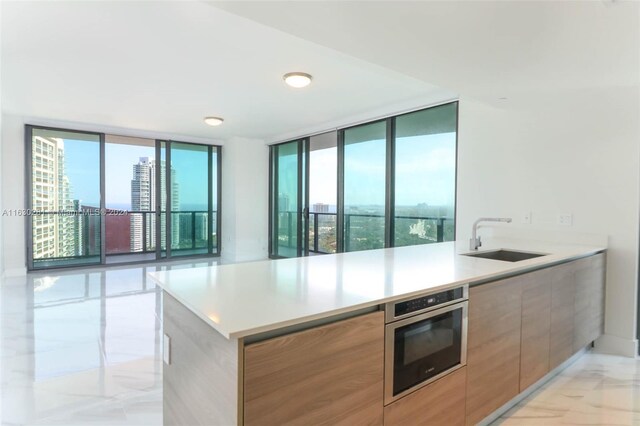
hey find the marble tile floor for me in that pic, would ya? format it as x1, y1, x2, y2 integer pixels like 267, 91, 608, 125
0, 259, 220, 426
1, 261, 640, 425
495, 353, 640, 425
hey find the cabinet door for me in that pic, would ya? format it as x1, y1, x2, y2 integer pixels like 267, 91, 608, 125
466, 277, 522, 426
573, 257, 592, 351
520, 269, 551, 391
590, 253, 606, 341
549, 261, 576, 369
244, 311, 384, 426
574, 253, 606, 350
384, 367, 466, 426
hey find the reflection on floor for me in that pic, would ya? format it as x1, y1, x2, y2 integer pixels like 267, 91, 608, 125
494, 353, 640, 425
0, 259, 218, 426
2, 261, 639, 425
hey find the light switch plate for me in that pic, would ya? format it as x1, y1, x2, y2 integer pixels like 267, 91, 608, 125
558, 214, 573, 226
522, 211, 532, 224
163, 333, 171, 365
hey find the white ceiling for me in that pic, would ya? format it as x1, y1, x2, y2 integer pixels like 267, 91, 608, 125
211, 1, 639, 109
1, 1, 453, 142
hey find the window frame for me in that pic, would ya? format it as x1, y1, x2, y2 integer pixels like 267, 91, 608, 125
25, 124, 222, 271
268, 100, 459, 257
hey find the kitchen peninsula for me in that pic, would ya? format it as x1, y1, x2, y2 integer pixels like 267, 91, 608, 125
149, 240, 606, 426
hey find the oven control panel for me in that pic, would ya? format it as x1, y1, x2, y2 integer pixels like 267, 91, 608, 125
392, 286, 466, 319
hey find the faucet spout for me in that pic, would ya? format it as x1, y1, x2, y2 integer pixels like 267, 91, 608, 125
469, 217, 512, 250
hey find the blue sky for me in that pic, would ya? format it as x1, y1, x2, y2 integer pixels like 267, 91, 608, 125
64, 131, 453, 212
63, 139, 100, 207
281, 132, 456, 209
64, 140, 214, 211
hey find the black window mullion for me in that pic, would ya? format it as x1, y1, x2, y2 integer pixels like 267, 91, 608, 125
304, 138, 310, 257
155, 140, 162, 260
336, 130, 345, 253
268, 145, 277, 258
99, 133, 106, 264
453, 101, 459, 241
208, 145, 213, 255
385, 118, 395, 248
25, 125, 34, 271
216, 146, 222, 256
296, 140, 303, 257
166, 141, 172, 259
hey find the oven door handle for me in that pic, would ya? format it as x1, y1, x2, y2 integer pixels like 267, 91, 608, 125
386, 300, 468, 330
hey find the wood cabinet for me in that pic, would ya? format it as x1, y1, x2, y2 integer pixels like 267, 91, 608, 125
243, 311, 384, 426
384, 367, 466, 426
464, 253, 606, 424
465, 277, 523, 426
549, 261, 576, 370
519, 269, 552, 391
574, 253, 606, 351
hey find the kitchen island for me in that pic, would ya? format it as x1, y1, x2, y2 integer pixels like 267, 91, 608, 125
149, 239, 606, 425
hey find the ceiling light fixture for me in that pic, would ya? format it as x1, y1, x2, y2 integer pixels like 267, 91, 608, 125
204, 117, 224, 126
283, 72, 312, 88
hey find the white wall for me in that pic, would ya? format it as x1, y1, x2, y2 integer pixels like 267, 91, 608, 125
0, 1, 3, 279
220, 137, 269, 263
1, 114, 24, 276
457, 90, 640, 356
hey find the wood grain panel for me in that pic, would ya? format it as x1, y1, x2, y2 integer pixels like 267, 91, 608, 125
590, 253, 606, 341
466, 277, 523, 426
384, 367, 466, 426
574, 253, 606, 350
163, 292, 240, 426
573, 257, 593, 351
520, 269, 552, 391
244, 311, 384, 426
549, 261, 576, 370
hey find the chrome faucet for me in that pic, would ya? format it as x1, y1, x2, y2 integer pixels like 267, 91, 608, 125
469, 217, 512, 250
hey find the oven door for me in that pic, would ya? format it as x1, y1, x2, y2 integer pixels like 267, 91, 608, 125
384, 301, 468, 404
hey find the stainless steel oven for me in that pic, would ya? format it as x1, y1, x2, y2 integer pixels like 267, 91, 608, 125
384, 285, 468, 404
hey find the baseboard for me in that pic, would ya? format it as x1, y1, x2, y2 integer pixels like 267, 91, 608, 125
594, 333, 638, 358
3, 267, 27, 278
477, 347, 589, 426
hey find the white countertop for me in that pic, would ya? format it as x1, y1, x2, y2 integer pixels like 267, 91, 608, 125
148, 239, 605, 340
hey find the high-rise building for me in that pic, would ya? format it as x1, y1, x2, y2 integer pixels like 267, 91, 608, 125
31, 136, 80, 259
312, 203, 330, 213
278, 193, 290, 212
130, 157, 180, 252
178, 213, 209, 248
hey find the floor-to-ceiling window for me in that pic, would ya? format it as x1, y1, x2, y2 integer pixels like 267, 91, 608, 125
342, 121, 387, 252
308, 132, 337, 254
393, 103, 457, 247
105, 135, 157, 263
268, 101, 458, 258
168, 142, 218, 257
269, 140, 306, 258
28, 128, 103, 269
26, 126, 221, 270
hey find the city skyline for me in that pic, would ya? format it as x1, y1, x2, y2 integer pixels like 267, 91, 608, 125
32, 137, 215, 260
281, 132, 456, 215
129, 156, 180, 252
31, 135, 98, 261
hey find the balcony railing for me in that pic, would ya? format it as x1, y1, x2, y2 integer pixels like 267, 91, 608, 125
30, 210, 217, 261
106, 210, 217, 256
275, 211, 454, 254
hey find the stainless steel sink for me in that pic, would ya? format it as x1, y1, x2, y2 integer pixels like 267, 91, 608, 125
462, 249, 548, 262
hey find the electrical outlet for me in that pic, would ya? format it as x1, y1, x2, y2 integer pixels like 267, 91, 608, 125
163, 334, 171, 365
522, 211, 532, 224
558, 214, 573, 226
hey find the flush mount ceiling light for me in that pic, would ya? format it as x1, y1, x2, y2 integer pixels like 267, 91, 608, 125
283, 72, 312, 88
204, 117, 224, 126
